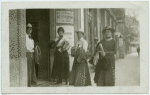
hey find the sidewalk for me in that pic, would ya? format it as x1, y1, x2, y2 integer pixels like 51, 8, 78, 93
115, 53, 140, 86
37, 53, 140, 87
89, 52, 140, 86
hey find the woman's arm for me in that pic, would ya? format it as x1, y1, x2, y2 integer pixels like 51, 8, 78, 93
38, 46, 41, 56
92, 42, 100, 57
51, 37, 62, 48
49, 36, 63, 49
89, 42, 100, 65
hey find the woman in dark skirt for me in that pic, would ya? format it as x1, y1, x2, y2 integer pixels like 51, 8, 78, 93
69, 29, 91, 86
92, 26, 117, 86
49, 27, 71, 85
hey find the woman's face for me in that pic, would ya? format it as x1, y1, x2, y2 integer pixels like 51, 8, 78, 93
27, 28, 32, 35
77, 32, 83, 39
58, 30, 64, 37
105, 30, 112, 38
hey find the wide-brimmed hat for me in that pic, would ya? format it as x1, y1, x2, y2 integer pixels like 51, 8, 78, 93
26, 23, 32, 28
76, 28, 84, 35
102, 26, 115, 33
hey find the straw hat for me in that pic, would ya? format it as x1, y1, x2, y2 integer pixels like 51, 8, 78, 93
76, 28, 84, 35
102, 26, 115, 33
26, 23, 32, 28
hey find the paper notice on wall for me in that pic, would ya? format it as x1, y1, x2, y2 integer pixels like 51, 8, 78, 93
119, 38, 123, 47
56, 25, 74, 54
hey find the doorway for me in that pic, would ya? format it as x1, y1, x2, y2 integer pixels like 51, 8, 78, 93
26, 9, 50, 85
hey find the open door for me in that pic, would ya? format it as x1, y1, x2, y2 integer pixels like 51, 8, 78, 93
26, 9, 50, 83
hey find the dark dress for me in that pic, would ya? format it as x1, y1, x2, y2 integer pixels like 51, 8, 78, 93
51, 47, 69, 80
69, 47, 91, 86
94, 39, 117, 86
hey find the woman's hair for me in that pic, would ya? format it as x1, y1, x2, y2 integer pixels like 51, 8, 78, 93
35, 39, 39, 44
57, 27, 64, 34
26, 27, 32, 34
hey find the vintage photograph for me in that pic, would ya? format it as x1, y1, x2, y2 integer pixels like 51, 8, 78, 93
9, 8, 140, 87
2, 1, 149, 94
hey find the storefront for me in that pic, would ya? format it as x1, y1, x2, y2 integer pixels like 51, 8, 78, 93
9, 9, 81, 87
9, 8, 125, 87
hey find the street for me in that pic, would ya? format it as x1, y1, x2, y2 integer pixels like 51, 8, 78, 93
115, 52, 140, 86
36, 52, 140, 87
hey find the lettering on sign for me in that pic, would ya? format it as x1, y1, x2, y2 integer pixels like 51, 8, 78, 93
56, 11, 73, 24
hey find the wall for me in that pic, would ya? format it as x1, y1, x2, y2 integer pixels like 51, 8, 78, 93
100, 9, 105, 40
9, 9, 27, 87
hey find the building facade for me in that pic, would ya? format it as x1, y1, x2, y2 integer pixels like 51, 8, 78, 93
9, 8, 125, 87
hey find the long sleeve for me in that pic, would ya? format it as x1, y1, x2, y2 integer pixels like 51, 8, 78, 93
106, 41, 117, 56
83, 40, 88, 52
26, 35, 34, 52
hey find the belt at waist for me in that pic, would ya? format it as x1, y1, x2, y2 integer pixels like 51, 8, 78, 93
26, 52, 34, 57
56, 47, 61, 49
27, 52, 34, 54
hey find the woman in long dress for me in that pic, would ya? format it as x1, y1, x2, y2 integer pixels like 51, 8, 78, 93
92, 26, 117, 86
50, 27, 71, 85
69, 29, 91, 86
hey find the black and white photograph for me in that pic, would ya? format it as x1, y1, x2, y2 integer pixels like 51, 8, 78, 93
1, 1, 149, 94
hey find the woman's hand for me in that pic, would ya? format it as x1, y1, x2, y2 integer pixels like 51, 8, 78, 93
100, 51, 106, 57
59, 36, 63, 40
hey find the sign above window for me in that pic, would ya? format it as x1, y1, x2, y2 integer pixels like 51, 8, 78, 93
56, 11, 73, 24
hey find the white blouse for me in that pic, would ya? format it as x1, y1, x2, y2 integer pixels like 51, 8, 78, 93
26, 34, 34, 52
55, 36, 71, 52
75, 37, 88, 52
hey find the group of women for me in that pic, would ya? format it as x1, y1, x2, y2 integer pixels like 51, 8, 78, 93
49, 26, 117, 86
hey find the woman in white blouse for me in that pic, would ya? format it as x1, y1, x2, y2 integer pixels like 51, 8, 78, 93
49, 27, 71, 85
69, 29, 91, 86
26, 23, 37, 86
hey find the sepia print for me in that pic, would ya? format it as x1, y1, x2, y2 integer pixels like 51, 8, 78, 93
1, 1, 149, 94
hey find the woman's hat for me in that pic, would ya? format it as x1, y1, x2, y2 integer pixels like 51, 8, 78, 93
26, 23, 32, 28
76, 28, 84, 35
102, 26, 115, 33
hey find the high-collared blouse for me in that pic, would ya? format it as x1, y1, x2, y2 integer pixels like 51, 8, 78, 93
75, 37, 88, 52
55, 36, 71, 52
26, 34, 34, 52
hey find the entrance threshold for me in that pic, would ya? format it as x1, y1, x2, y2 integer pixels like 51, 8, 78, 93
31, 79, 49, 87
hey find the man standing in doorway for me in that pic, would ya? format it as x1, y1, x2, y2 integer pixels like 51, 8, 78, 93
26, 23, 37, 86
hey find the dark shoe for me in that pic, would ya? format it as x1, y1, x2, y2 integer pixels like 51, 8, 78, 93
32, 81, 37, 85
65, 79, 68, 85
55, 79, 62, 85
55, 81, 60, 84
65, 82, 68, 85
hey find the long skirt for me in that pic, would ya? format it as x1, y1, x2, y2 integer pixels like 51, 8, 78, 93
35, 63, 39, 77
69, 57, 91, 86
51, 49, 69, 80
27, 52, 37, 87
94, 56, 115, 86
